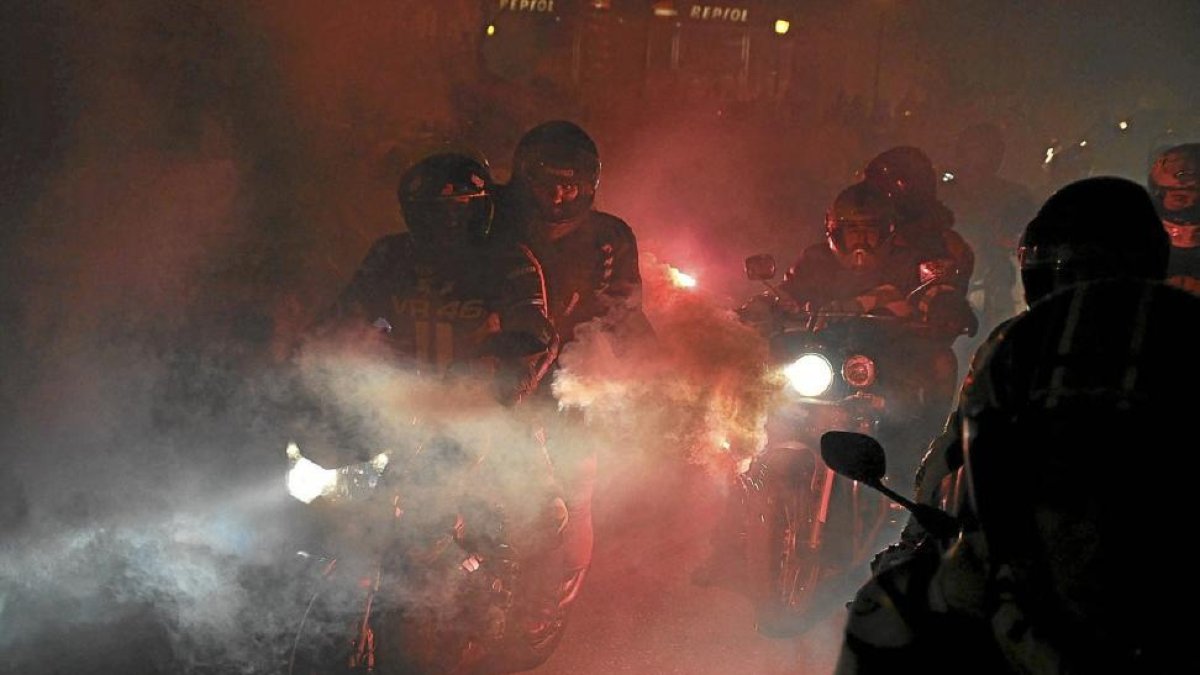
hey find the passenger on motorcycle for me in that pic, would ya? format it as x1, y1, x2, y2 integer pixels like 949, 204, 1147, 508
864, 145, 976, 291
498, 120, 655, 616
499, 120, 653, 346
834, 278, 1200, 675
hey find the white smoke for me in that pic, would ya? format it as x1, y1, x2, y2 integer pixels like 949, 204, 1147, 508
552, 253, 775, 475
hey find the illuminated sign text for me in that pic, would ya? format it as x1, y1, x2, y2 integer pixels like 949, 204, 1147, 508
689, 5, 749, 22
498, 0, 556, 12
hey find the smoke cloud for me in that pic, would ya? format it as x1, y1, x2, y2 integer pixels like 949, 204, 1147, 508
553, 254, 774, 474
5, 1, 1197, 673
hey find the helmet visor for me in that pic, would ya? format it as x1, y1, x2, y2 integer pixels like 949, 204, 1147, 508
527, 163, 594, 223
405, 194, 492, 247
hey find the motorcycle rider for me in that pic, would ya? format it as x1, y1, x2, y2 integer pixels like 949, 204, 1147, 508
771, 181, 920, 320
499, 120, 654, 614
766, 181, 974, 473
300, 151, 568, 670
834, 177, 1176, 673
911, 176, 1171, 512
316, 151, 558, 407
834, 278, 1200, 674
699, 183, 971, 623
1148, 142, 1200, 293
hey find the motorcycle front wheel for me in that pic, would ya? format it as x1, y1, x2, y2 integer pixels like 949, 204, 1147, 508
749, 447, 889, 638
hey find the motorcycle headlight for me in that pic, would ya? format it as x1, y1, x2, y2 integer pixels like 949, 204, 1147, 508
783, 353, 835, 397
842, 354, 877, 388
285, 442, 389, 504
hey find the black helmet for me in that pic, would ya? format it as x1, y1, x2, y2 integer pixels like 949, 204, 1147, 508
397, 152, 495, 248
1017, 177, 1168, 305
825, 182, 896, 271
958, 279, 1200, 667
864, 146, 938, 218
1147, 143, 1200, 247
512, 120, 601, 223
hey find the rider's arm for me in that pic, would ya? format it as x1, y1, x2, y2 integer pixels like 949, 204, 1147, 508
851, 284, 913, 317
912, 281, 977, 338
940, 229, 975, 290
488, 242, 560, 403
778, 244, 842, 312
312, 234, 411, 334
280, 235, 411, 469
735, 292, 780, 332
597, 215, 656, 347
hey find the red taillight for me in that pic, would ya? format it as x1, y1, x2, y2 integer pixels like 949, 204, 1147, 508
842, 355, 876, 388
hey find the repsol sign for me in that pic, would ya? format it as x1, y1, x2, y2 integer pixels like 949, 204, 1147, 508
689, 5, 749, 22
497, 0, 556, 12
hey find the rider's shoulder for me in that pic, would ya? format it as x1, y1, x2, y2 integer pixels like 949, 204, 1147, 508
367, 231, 411, 249
784, 243, 836, 278
737, 291, 778, 322
799, 241, 833, 260
359, 233, 415, 267
588, 211, 637, 243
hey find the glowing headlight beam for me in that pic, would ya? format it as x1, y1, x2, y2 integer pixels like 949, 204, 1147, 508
286, 451, 338, 504
285, 442, 389, 504
783, 353, 835, 397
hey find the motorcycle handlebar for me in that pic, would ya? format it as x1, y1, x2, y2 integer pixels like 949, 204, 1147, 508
775, 310, 972, 337
774, 311, 903, 334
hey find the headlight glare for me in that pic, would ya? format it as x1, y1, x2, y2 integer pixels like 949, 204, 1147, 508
285, 442, 389, 504
783, 353, 835, 397
286, 451, 338, 504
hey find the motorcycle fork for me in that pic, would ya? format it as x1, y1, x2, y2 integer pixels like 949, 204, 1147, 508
808, 464, 839, 552
808, 467, 886, 567
349, 566, 382, 671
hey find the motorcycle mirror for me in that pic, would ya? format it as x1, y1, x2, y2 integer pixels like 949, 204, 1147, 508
820, 431, 886, 485
744, 254, 777, 281
820, 430, 961, 539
